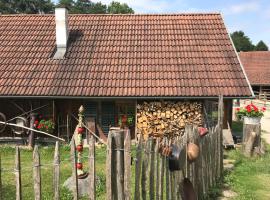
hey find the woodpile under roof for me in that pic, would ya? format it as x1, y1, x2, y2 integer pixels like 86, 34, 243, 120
136, 101, 203, 139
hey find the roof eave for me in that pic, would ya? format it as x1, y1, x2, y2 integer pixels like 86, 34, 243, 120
0, 95, 255, 100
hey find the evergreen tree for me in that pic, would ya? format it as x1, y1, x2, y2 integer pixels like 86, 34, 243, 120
230, 31, 254, 52
255, 40, 269, 51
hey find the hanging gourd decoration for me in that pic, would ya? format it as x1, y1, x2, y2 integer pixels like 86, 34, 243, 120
75, 105, 88, 179
187, 143, 200, 162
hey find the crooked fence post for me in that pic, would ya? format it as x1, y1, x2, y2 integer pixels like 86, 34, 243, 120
106, 132, 112, 200
33, 145, 41, 200
134, 135, 143, 200
53, 142, 60, 200
124, 130, 131, 200
15, 146, 22, 200
89, 134, 96, 200
0, 153, 2, 200
70, 139, 78, 200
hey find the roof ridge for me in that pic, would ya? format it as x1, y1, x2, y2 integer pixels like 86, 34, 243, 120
239, 51, 270, 54
0, 12, 221, 17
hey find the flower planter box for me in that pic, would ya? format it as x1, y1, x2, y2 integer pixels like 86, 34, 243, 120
244, 117, 261, 125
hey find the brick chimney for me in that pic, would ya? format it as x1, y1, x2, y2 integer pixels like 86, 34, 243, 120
54, 7, 69, 59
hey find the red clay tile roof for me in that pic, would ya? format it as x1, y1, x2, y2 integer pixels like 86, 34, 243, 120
0, 14, 252, 98
239, 51, 270, 86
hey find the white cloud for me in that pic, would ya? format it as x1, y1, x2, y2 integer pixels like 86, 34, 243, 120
224, 1, 260, 15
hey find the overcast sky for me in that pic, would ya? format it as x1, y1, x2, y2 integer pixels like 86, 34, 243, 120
54, 0, 270, 47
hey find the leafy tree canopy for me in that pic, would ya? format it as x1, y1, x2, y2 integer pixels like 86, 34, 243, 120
254, 40, 269, 51
0, 0, 134, 14
0, 0, 54, 14
107, 1, 134, 14
57, 0, 133, 14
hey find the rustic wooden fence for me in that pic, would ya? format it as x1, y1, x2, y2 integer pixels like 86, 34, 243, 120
0, 98, 223, 200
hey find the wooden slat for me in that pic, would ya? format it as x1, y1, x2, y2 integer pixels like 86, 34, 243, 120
165, 157, 171, 200
149, 138, 155, 200
158, 144, 165, 200
89, 134, 96, 200
106, 132, 112, 200
70, 139, 78, 200
15, 146, 22, 200
33, 145, 41, 200
134, 135, 143, 200
141, 139, 150, 200
113, 130, 125, 200
124, 130, 131, 200
155, 140, 160, 200
53, 142, 60, 200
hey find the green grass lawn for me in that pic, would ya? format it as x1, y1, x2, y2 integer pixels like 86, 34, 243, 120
0, 145, 121, 200
224, 145, 270, 200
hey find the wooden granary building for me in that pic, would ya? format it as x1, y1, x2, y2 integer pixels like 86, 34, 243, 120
0, 8, 253, 142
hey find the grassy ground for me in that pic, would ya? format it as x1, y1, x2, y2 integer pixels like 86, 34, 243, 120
0, 145, 136, 200
224, 145, 270, 200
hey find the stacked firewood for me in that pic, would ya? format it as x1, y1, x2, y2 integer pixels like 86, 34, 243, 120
137, 101, 203, 139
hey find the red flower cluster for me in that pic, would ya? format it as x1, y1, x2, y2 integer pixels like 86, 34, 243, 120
245, 104, 259, 113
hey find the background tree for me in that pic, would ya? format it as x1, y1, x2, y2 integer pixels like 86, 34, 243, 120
230, 31, 254, 52
107, 1, 134, 14
72, 0, 106, 14
57, 0, 74, 11
0, 0, 54, 14
254, 40, 269, 51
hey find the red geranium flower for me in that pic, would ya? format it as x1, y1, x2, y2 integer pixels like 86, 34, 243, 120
236, 108, 240, 111
262, 107, 266, 111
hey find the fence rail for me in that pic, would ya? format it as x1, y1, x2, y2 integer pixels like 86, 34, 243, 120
0, 97, 223, 200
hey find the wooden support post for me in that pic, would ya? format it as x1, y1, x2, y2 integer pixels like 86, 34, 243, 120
124, 130, 131, 200
15, 147, 22, 200
28, 113, 37, 149
134, 136, 143, 200
243, 124, 261, 157
89, 134, 96, 200
67, 114, 70, 142
106, 133, 112, 200
70, 139, 78, 200
218, 96, 224, 176
53, 142, 60, 200
33, 145, 41, 200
